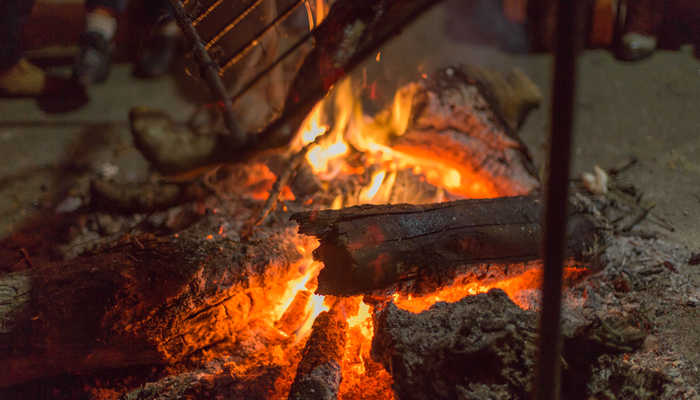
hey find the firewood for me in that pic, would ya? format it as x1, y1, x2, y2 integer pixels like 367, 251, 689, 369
386, 66, 540, 197
0, 215, 307, 388
288, 309, 347, 400
291, 196, 598, 295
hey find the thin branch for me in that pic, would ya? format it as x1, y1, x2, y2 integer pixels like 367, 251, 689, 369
243, 130, 331, 238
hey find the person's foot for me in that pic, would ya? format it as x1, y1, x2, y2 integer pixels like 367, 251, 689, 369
134, 32, 180, 78
73, 31, 113, 85
0, 58, 47, 97
617, 32, 657, 61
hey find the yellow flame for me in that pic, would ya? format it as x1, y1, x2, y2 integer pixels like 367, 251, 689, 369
359, 170, 386, 202
391, 83, 419, 136
331, 195, 343, 210
296, 293, 329, 340
346, 300, 373, 339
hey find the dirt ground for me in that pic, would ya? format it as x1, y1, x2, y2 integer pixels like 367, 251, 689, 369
0, 1, 698, 394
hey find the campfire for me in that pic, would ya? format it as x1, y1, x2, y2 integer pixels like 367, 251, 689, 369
0, 63, 600, 399
2, 2, 698, 400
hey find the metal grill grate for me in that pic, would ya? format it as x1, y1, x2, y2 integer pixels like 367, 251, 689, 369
167, 0, 442, 151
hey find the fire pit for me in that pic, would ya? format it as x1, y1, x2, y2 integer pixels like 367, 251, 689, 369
0, 1, 698, 400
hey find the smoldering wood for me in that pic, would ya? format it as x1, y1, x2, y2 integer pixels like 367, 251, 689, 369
0, 214, 306, 388
288, 309, 347, 400
371, 289, 648, 400
291, 196, 597, 295
385, 66, 541, 197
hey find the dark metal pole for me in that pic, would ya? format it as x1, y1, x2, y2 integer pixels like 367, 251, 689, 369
534, 1, 581, 399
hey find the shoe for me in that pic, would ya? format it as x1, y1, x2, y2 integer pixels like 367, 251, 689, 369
73, 31, 113, 85
134, 33, 180, 78
0, 58, 47, 97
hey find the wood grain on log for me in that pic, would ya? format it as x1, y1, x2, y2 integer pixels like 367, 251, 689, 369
0, 215, 307, 387
291, 196, 597, 295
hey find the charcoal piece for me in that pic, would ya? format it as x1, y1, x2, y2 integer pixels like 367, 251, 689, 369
371, 289, 538, 400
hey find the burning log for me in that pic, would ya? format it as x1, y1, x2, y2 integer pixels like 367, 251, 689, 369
288, 309, 348, 400
0, 215, 308, 388
291, 196, 597, 295
383, 66, 541, 197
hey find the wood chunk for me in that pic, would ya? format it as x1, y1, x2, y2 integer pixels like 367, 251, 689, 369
291, 196, 597, 295
288, 310, 347, 400
390, 66, 540, 197
371, 289, 538, 400
371, 289, 650, 400
0, 215, 306, 388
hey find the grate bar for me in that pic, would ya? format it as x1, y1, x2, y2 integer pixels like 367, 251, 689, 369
218, 0, 306, 75
204, 0, 266, 49
167, 0, 245, 145
229, 31, 314, 103
192, 0, 225, 26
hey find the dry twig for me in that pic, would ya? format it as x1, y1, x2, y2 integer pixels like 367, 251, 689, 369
242, 131, 331, 239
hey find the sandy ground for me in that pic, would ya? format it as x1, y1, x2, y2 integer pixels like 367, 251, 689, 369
0, 1, 698, 393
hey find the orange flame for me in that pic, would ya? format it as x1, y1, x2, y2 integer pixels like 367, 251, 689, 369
296, 77, 500, 201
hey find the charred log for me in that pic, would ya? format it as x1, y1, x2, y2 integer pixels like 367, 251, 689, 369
288, 309, 347, 400
371, 289, 649, 400
0, 215, 307, 388
386, 66, 541, 197
291, 196, 597, 295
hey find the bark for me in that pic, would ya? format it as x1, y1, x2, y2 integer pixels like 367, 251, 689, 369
288, 309, 347, 400
0, 214, 307, 388
291, 196, 597, 295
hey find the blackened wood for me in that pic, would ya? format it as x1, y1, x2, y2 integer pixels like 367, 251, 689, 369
0, 215, 305, 387
288, 309, 347, 400
291, 196, 597, 296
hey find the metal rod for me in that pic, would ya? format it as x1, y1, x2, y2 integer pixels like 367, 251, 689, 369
229, 31, 314, 103
192, 0, 225, 27
166, 0, 246, 146
534, 1, 580, 399
204, 0, 266, 49
218, 0, 305, 75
